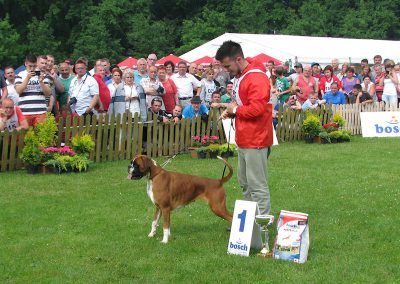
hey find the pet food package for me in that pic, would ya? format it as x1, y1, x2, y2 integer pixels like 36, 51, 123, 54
273, 210, 309, 263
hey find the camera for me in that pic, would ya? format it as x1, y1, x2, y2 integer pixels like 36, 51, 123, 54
69, 97, 77, 105
34, 71, 41, 77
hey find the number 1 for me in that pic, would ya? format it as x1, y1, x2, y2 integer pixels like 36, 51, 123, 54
238, 210, 247, 232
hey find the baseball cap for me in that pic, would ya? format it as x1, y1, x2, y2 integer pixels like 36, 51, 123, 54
311, 62, 320, 67
191, 96, 202, 103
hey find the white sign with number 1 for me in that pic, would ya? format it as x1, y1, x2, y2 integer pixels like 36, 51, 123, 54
227, 200, 262, 256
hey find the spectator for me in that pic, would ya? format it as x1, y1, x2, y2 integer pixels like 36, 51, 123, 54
0, 71, 8, 102
361, 76, 376, 101
57, 62, 74, 113
348, 83, 373, 105
283, 61, 295, 76
319, 65, 342, 99
275, 65, 290, 106
0, 98, 28, 131
283, 94, 302, 110
141, 65, 165, 109
379, 60, 399, 106
323, 82, 346, 105
371, 55, 383, 79
64, 59, 74, 75
36, 55, 56, 112
148, 97, 168, 124
108, 68, 125, 116
265, 60, 274, 78
288, 63, 303, 85
302, 93, 322, 111
311, 62, 322, 85
158, 65, 178, 114
134, 58, 148, 85
182, 96, 208, 119
337, 62, 349, 81
68, 59, 99, 117
360, 65, 373, 81
164, 60, 175, 79
92, 64, 110, 113
292, 65, 318, 104
100, 58, 112, 81
171, 61, 201, 107
360, 58, 369, 68
171, 104, 183, 123
123, 68, 140, 116
332, 58, 341, 75
3, 66, 17, 104
211, 59, 230, 88
147, 53, 157, 69
221, 82, 233, 103
373, 64, 385, 102
395, 63, 400, 105
342, 67, 360, 98
199, 68, 220, 104
188, 63, 201, 81
15, 54, 51, 126
46, 54, 65, 96
210, 91, 225, 109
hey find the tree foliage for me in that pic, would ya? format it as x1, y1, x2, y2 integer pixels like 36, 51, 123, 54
0, 0, 399, 68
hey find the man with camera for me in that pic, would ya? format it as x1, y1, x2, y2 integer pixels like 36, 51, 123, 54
148, 97, 169, 124
15, 54, 52, 127
67, 59, 99, 117
141, 65, 165, 109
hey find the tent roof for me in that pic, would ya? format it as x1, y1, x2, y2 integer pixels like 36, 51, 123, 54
157, 54, 187, 65
118, 57, 137, 67
180, 33, 400, 66
192, 55, 214, 65
252, 53, 282, 65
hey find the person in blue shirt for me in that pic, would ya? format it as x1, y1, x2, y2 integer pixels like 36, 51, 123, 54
182, 96, 208, 119
323, 82, 346, 105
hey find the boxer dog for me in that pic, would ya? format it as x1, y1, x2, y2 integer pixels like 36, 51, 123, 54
127, 155, 233, 243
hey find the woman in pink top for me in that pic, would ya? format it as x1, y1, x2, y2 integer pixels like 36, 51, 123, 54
292, 65, 318, 104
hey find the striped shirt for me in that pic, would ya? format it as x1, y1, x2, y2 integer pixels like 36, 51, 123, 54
15, 70, 50, 115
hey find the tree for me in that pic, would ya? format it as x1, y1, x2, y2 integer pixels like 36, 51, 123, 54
0, 15, 23, 68
26, 17, 61, 58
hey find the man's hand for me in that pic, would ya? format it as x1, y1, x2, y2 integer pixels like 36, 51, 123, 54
85, 107, 93, 114
173, 117, 179, 123
38, 72, 45, 83
220, 102, 237, 119
162, 117, 169, 124
211, 102, 220, 108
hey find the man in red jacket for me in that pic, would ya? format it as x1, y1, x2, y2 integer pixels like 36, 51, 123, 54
217, 41, 273, 215
93, 64, 110, 113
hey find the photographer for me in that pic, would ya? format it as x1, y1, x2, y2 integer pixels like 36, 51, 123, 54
148, 97, 169, 124
379, 60, 399, 106
68, 59, 99, 117
141, 66, 165, 109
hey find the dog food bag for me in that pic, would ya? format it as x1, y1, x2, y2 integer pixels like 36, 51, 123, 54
273, 210, 309, 263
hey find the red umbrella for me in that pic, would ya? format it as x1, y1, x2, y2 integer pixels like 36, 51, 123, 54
117, 57, 138, 68
157, 54, 187, 65
252, 53, 282, 65
192, 56, 214, 65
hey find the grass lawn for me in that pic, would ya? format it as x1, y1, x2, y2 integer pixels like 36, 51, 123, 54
1, 136, 399, 283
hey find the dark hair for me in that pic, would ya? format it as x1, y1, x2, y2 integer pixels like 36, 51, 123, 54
347, 67, 355, 73
157, 65, 166, 71
323, 65, 333, 73
75, 59, 87, 67
151, 97, 163, 105
267, 60, 275, 65
111, 67, 122, 76
215, 41, 244, 61
361, 59, 368, 63
164, 60, 175, 72
211, 90, 221, 97
373, 55, 382, 60
363, 75, 371, 80
331, 82, 339, 87
177, 60, 187, 67
25, 54, 37, 63
353, 84, 362, 91
275, 66, 284, 76
37, 55, 47, 60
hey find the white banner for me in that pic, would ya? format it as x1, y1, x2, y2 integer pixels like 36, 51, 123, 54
360, 112, 400, 137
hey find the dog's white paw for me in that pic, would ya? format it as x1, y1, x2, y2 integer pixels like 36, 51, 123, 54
148, 232, 156, 238
161, 239, 168, 244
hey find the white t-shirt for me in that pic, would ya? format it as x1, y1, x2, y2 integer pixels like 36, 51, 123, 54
69, 74, 99, 115
171, 73, 201, 99
124, 84, 140, 114
6, 80, 19, 104
200, 78, 217, 103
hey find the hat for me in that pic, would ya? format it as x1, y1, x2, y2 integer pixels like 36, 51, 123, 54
311, 62, 320, 67
294, 63, 303, 68
191, 96, 202, 103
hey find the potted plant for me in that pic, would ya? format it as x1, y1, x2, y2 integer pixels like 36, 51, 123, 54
319, 131, 330, 144
43, 159, 62, 174
301, 113, 322, 143
207, 144, 220, 159
219, 143, 236, 158
196, 147, 209, 159
55, 154, 73, 172
328, 130, 341, 143
20, 129, 42, 173
71, 154, 90, 172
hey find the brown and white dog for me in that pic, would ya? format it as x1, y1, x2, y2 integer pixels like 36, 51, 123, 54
127, 155, 233, 243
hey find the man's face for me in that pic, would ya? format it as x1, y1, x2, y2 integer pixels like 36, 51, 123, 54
173, 106, 182, 116
226, 83, 233, 95
59, 64, 70, 77
331, 84, 338, 94
149, 67, 157, 80
221, 57, 240, 77
192, 102, 201, 112
177, 64, 187, 75
352, 87, 359, 95
374, 66, 382, 76
312, 65, 319, 74
101, 61, 110, 73
75, 63, 87, 77
151, 101, 162, 112
211, 93, 221, 103
310, 95, 318, 104
95, 65, 105, 77
37, 58, 47, 71
2, 100, 14, 117
374, 57, 382, 65
25, 61, 37, 72
303, 67, 311, 77
4, 68, 15, 81
361, 61, 368, 68
157, 69, 166, 81
137, 60, 147, 73
295, 66, 302, 74
189, 64, 197, 75
363, 77, 371, 85
47, 56, 54, 71
267, 62, 274, 71
147, 54, 157, 67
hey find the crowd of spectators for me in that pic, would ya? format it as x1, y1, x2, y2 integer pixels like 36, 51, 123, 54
1, 53, 399, 132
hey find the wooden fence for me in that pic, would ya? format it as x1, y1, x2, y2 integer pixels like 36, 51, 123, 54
0, 109, 226, 172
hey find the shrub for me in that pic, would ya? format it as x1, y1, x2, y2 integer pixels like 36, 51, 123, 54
20, 129, 42, 166
219, 143, 236, 154
71, 155, 89, 172
207, 144, 220, 154
71, 133, 95, 155
319, 131, 330, 143
332, 112, 346, 128
301, 113, 322, 138
35, 113, 58, 147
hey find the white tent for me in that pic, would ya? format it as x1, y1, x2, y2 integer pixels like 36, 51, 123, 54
180, 33, 400, 67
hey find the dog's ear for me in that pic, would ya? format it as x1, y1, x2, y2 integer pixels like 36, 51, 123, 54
142, 156, 153, 174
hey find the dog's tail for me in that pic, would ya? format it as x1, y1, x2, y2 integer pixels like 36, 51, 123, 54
217, 156, 233, 184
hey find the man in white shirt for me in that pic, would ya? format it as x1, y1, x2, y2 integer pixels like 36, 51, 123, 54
68, 59, 99, 117
3, 66, 18, 104
171, 61, 201, 107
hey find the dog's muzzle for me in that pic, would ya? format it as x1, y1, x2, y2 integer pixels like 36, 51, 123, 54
127, 163, 145, 180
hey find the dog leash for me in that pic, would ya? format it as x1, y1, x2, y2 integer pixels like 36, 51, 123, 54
161, 154, 177, 168
221, 119, 234, 179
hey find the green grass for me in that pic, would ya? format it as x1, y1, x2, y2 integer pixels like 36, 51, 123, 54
1, 136, 399, 283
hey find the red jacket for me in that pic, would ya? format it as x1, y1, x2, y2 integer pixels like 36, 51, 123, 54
93, 74, 111, 111
235, 59, 273, 148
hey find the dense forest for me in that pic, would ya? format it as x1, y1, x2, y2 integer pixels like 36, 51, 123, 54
1, 0, 399, 67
